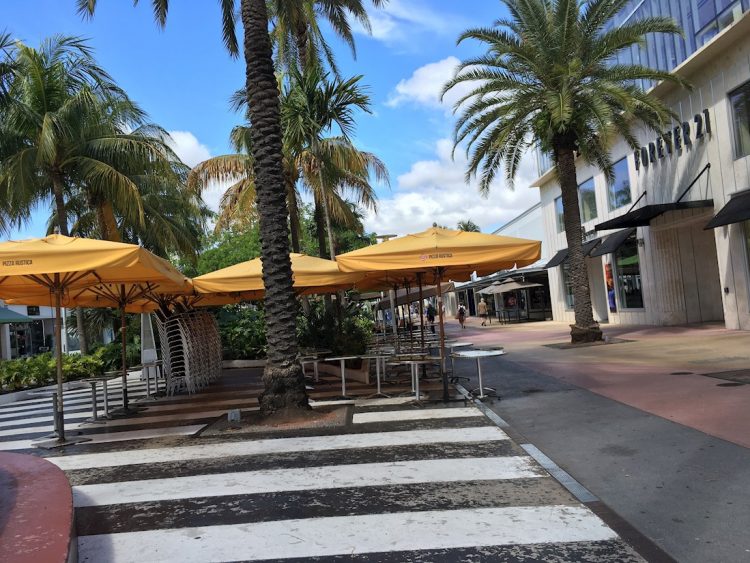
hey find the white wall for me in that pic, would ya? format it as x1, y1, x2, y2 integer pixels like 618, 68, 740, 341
536, 18, 750, 330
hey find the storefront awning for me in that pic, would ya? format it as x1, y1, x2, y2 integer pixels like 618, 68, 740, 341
0, 307, 32, 324
705, 190, 750, 229
544, 238, 602, 269
589, 228, 637, 257
594, 200, 714, 231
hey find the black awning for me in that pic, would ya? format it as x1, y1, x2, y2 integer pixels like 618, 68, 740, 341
595, 200, 714, 231
705, 190, 750, 229
590, 228, 636, 257
545, 248, 568, 269
544, 238, 602, 269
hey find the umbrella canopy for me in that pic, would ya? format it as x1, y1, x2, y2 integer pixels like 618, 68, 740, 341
337, 227, 541, 401
0, 234, 190, 440
192, 253, 366, 298
479, 279, 542, 295
0, 306, 32, 324
0, 234, 188, 298
336, 227, 541, 281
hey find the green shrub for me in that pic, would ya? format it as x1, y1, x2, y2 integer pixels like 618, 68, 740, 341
216, 305, 267, 360
0, 352, 104, 394
297, 298, 373, 356
92, 340, 140, 372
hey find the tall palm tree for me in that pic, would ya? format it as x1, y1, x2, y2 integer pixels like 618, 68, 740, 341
190, 70, 386, 261
444, 0, 686, 343
0, 35, 176, 353
78, 0, 385, 413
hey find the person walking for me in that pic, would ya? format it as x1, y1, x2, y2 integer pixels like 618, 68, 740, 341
478, 298, 489, 326
457, 304, 467, 329
426, 302, 436, 334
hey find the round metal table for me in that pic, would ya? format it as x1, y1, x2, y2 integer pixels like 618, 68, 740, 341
452, 348, 505, 398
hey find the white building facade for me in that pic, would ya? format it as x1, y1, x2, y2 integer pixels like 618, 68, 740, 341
535, 3, 750, 330
0, 303, 62, 360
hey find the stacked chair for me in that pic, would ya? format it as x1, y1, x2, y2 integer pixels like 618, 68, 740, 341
155, 310, 222, 396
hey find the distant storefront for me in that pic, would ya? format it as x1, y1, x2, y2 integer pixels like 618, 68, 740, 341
0, 303, 60, 360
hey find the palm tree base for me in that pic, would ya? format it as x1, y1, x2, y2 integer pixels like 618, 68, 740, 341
569, 323, 604, 344
259, 364, 311, 415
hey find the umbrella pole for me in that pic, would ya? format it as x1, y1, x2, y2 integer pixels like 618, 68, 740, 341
417, 273, 425, 351
120, 284, 129, 412
54, 275, 65, 442
389, 286, 399, 353
435, 269, 449, 402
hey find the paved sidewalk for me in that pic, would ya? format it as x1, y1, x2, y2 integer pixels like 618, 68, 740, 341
446, 318, 750, 562
1, 373, 650, 562
450, 319, 750, 448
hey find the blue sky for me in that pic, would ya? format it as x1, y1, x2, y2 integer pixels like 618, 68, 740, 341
4, 0, 541, 238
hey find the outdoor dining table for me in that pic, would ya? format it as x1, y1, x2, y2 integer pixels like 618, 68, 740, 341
452, 348, 505, 399
359, 353, 391, 398
325, 355, 359, 398
401, 358, 440, 401
447, 341, 473, 376
81, 373, 119, 421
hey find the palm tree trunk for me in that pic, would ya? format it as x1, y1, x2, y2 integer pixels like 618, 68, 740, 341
313, 196, 329, 259
320, 191, 337, 260
97, 201, 122, 242
553, 142, 602, 344
241, 0, 308, 414
285, 175, 301, 253
52, 173, 88, 355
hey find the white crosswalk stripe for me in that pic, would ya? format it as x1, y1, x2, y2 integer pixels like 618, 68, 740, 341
3, 374, 642, 562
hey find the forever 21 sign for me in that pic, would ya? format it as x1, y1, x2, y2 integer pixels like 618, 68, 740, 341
634, 109, 711, 171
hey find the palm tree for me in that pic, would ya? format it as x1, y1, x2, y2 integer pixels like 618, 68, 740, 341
444, 0, 686, 343
0, 36, 196, 352
270, 0, 386, 75
457, 219, 480, 232
190, 69, 386, 261
78, 0, 385, 413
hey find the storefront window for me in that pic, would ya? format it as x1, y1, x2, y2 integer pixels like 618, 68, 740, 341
561, 261, 575, 310
555, 196, 564, 233
614, 233, 644, 309
579, 178, 598, 223
730, 81, 750, 158
608, 158, 632, 211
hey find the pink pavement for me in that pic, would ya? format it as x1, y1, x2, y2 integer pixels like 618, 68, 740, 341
445, 317, 750, 449
0, 452, 75, 563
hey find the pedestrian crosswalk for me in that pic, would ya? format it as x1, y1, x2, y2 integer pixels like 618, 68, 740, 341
1, 373, 645, 561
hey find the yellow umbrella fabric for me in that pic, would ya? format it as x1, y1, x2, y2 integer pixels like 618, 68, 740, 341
0, 234, 189, 297
192, 253, 366, 297
336, 226, 541, 280
0, 234, 190, 440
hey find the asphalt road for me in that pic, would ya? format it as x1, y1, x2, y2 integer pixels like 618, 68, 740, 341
452, 354, 750, 563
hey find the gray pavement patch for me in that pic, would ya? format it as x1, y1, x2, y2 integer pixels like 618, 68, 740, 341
520, 443, 598, 504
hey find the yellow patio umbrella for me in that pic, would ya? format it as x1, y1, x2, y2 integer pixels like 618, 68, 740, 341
192, 253, 367, 298
336, 227, 542, 400
0, 234, 190, 441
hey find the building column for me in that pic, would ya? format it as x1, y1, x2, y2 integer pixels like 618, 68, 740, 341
1, 325, 11, 360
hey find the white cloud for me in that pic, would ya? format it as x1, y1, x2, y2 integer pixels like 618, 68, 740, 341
167, 130, 226, 212
167, 130, 211, 167
353, 0, 466, 46
386, 57, 476, 114
364, 138, 540, 236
